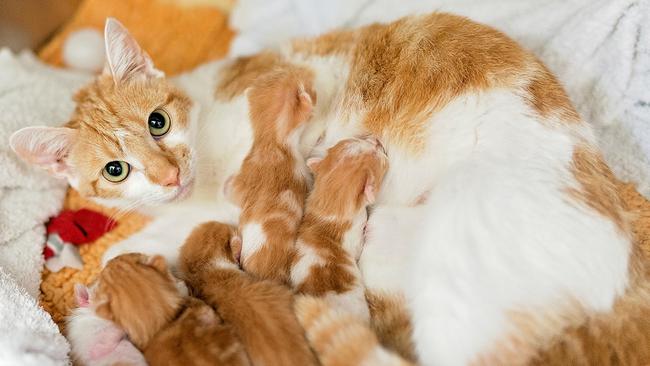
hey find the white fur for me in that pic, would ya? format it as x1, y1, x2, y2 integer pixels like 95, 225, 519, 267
213, 258, 240, 271
67, 307, 146, 366
279, 189, 302, 217
342, 210, 368, 261
290, 240, 326, 286
240, 222, 267, 261
367, 89, 629, 365
323, 281, 370, 322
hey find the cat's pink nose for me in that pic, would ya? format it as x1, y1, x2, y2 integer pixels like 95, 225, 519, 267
162, 167, 180, 187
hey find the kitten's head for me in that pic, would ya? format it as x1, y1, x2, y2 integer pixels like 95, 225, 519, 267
179, 221, 241, 277
307, 136, 388, 218
87, 253, 184, 350
10, 18, 197, 207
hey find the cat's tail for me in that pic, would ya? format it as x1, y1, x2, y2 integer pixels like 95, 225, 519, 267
294, 295, 414, 366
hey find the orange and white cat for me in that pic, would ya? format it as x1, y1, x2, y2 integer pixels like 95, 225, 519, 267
291, 136, 387, 322
179, 221, 317, 366
12, 15, 650, 365
73, 253, 249, 366
224, 68, 315, 283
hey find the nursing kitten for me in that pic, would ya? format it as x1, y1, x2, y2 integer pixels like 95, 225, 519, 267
291, 136, 387, 322
12, 16, 650, 365
90, 253, 249, 366
225, 69, 315, 283
67, 285, 146, 366
179, 221, 317, 366
295, 295, 414, 366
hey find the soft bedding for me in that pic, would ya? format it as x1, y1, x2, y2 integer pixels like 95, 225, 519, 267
0, 49, 87, 366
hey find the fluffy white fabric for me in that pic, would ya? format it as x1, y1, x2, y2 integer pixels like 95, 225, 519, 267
0, 48, 90, 365
230, 0, 650, 197
0, 267, 70, 365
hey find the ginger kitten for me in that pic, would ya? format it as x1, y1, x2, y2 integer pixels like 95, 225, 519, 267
179, 221, 317, 366
291, 136, 388, 322
225, 68, 316, 283
67, 284, 146, 366
88, 253, 249, 366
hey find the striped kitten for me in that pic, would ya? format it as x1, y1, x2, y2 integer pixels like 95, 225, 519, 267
88, 253, 249, 366
224, 68, 316, 283
291, 136, 387, 322
179, 221, 317, 366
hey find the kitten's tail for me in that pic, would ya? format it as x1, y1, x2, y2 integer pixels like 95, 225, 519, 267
294, 295, 414, 366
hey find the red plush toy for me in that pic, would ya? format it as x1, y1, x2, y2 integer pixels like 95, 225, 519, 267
44, 209, 117, 271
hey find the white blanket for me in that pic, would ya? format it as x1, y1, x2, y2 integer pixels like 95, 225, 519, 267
230, 0, 650, 197
0, 49, 90, 366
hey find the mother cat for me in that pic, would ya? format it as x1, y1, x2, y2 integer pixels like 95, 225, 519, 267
11, 14, 650, 365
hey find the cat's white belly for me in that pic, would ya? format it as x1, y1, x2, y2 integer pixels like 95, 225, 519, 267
360, 89, 631, 365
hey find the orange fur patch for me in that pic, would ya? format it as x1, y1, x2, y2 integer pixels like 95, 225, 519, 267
179, 221, 318, 366
228, 69, 315, 283
93, 253, 183, 350
366, 290, 418, 363
567, 145, 630, 233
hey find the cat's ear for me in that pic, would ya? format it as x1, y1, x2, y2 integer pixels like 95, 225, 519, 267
229, 233, 242, 264
363, 173, 377, 204
74, 284, 90, 307
9, 126, 76, 179
146, 255, 168, 274
306, 157, 323, 172
103, 17, 164, 83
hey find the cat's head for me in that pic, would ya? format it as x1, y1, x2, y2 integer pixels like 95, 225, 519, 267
10, 18, 197, 207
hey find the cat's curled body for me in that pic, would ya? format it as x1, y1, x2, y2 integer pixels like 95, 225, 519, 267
12, 14, 648, 365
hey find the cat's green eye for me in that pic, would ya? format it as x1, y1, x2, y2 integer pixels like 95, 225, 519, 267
102, 161, 130, 183
148, 109, 171, 137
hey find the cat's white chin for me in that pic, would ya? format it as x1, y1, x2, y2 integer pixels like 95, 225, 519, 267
173, 179, 195, 201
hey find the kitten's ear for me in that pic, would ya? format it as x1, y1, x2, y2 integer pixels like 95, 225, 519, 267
74, 284, 90, 307
363, 173, 377, 204
229, 233, 242, 263
306, 157, 323, 172
9, 126, 76, 179
103, 17, 164, 83
294, 83, 316, 119
147, 255, 168, 274
95, 300, 113, 321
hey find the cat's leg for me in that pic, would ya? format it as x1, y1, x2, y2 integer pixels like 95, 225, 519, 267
101, 206, 234, 268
